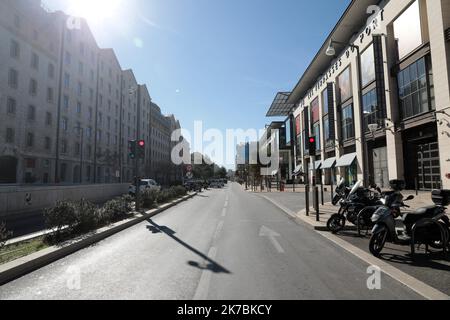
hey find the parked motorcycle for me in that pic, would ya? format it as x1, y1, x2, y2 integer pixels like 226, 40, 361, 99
369, 181, 450, 258
327, 180, 384, 235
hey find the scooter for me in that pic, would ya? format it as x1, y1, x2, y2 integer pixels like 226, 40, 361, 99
327, 181, 384, 235
369, 181, 450, 258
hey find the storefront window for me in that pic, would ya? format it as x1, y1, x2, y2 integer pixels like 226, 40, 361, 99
361, 44, 375, 87
311, 97, 320, 123
322, 88, 328, 115
345, 163, 358, 186
295, 116, 301, 136
285, 119, 292, 147
397, 57, 430, 119
363, 89, 378, 132
313, 123, 321, 151
341, 104, 354, 141
393, 0, 423, 60
337, 67, 352, 102
323, 116, 331, 146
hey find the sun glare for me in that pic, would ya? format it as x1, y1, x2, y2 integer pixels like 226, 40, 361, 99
68, 0, 122, 24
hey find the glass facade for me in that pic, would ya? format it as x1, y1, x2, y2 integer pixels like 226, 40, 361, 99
341, 104, 354, 141
397, 57, 432, 119
393, 0, 422, 60
323, 116, 331, 147
311, 97, 320, 123
313, 123, 321, 151
361, 44, 375, 87
362, 89, 378, 132
322, 88, 328, 115
337, 67, 352, 102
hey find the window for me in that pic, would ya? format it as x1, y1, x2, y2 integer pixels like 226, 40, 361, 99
26, 133, 34, 147
27, 105, 36, 121
89, 88, 94, 101
393, 0, 422, 60
90, 69, 95, 81
79, 61, 84, 75
322, 88, 329, 115
8, 68, 18, 89
363, 89, 378, 132
7, 97, 16, 114
45, 137, 51, 150
75, 142, 81, 156
361, 44, 375, 87
10, 39, 20, 58
60, 163, 67, 181
33, 30, 39, 41
61, 140, 68, 154
47, 87, 54, 103
337, 67, 352, 102
76, 102, 82, 114
397, 57, 431, 119
324, 115, 332, 144
14, 14, 20, 28
31, 52, 39, 70
6, 128, 14, 143
313, 122, 321, 151
46, 112, 52, 126
87, 127, 92, 138
48, 63, 55, 79
88, 107, 93, 120
62, 118, 68, 131
29, 79, 38, 96
311, 97, 320, 124
341, 104, 355, 141
64, 73, 70, 88
77, 82, 82, 96
64, 95, 69, 108
65, 51, 71, 65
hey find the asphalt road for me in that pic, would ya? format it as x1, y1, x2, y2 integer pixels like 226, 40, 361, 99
0, 183, 422, 300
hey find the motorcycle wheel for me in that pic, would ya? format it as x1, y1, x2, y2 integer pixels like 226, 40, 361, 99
327, 213, 346, 234
369, 226, 388, 257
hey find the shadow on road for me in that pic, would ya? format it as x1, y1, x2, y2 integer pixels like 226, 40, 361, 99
379, 252, 450, 272
146, 219, 231, 274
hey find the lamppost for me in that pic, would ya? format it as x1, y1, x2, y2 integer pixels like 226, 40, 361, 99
74, 125, 84, 184
326, 39, 369, 187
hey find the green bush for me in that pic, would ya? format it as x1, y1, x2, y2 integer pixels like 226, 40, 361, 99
44, 201, 78, 235
141, 189, 159, 208
172, 186, 187, 197
0, 222, 13, 249
100, 196, 133, 224
156, 190, 172, 204
73, 199, 98, 233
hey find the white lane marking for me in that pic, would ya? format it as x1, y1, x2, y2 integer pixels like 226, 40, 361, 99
222, 208, 227, 217
193, 247, 217, 300
224, 201, 229, 208
259, 226, 285, 254
260, 194, 450, 300
214, 221, 224, 240
225, 195, 229, 202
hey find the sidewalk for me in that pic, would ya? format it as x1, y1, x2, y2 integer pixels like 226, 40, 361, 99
255, 188, 435, 228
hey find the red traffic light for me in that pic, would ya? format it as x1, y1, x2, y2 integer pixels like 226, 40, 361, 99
138, 140, 145, 147
309, 137, 316, 143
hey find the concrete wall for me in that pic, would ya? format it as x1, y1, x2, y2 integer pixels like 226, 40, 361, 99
0, 183, 129, 217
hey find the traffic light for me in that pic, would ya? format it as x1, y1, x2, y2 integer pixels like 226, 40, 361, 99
128, 140, 136, 159
308, 136, 316, 155
137, 140, 146, 159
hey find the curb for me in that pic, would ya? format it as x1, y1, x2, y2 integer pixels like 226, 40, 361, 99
260, 194, 450, 301
0, 193, 197, 286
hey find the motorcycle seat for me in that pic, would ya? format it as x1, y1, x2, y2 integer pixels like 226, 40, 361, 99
410, 206, 436, 216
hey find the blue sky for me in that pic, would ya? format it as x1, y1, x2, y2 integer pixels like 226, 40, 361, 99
43, 0, 350, 168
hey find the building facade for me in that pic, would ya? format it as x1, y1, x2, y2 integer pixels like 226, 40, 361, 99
269, 0, 450, 190
0, 0, 184, 185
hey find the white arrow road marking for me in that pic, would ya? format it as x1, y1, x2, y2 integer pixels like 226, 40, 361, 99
259, 226, 285, 254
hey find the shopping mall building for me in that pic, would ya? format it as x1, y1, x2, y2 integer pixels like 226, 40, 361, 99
267, 0, 450, 190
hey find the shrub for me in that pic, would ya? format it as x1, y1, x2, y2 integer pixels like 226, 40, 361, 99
100, 197, 133, 224
172, 186, 187, 197
44, 200, 78, 235
156, 189, 172, 204
141, 189, 159, 208
0, 222, 13, 250
73, 199, 98, 233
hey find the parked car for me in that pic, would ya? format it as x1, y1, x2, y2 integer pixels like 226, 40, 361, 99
129, 179, 161, 196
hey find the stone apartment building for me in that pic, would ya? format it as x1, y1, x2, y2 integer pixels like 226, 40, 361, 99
0, 0, 185, 185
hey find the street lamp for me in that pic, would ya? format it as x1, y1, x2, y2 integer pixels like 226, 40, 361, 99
326, 39, 370, 187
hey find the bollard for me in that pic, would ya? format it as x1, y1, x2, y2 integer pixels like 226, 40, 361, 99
321, 184, 324, 206
315, 186, 320, 222
305, 185, 310, 217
